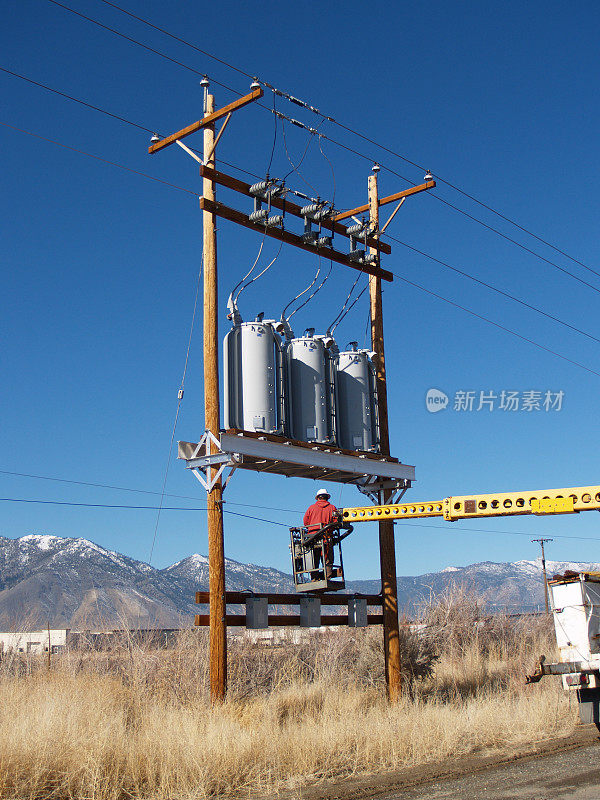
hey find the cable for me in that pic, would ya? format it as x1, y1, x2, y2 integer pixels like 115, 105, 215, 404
5, 117, 600, 380
281, 119, 321, 196
330, 285, 368, 336
4, 65, 600, 377
148, 252, 204, 563
235, 240, 284, 305
229, 235, 267, 301
0, 66, 261, 182
0, 497, 289, 526
282, 255, 331, 322
42, 1, 599, 287
0, 121, 198, 195
266, 92, 278, 175
328, 271, 364, 334
318, 135, 336, 208
382, 231, 600, 345
4, 495, 600, 542
0, 468, 303, 512
287, 256, 333, 321
391, 270, 600, 379
0, 66, 152, 132
393, 521, 600, 544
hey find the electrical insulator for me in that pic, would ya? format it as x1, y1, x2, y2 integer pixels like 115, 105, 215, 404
348, 249, 365, 263
317, 236, 332, 248
178, 389, 184, 400
249, 209, 269, 222
300, 203, 320, 217
313, 207, 331, 221
346, 222, 365, 236
250, 181, 270, 196
266, 215, 284, 227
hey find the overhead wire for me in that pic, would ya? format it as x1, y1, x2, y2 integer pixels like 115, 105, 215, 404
234, 240, 284, 305
148, 249, 204, 563
381, 230, 600, 345
4, 60, 600, 378
0, 66, 260, 182
281, 255, 330, 323
281, 119, 321, 196
4, 119, 600, 380
390, 269, 600, 379
0, 497, 290, 526
95, 0, 583, 274
4, 114, 600, 380
42, 0, 600, 290
3, 495, 600, 543
0, 468, 303, 512
287, 256, 333, 321
0, 121, 198, 195
328, 271, 365, 334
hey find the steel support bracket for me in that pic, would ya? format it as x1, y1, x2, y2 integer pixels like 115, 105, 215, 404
186, 430, 237, 493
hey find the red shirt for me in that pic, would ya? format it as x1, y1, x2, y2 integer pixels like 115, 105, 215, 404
303, 498, 337, 532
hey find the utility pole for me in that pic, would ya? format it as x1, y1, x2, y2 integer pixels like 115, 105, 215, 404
532, 537, 553, 614
203, 91, 227, 702
369, 165, 402, 702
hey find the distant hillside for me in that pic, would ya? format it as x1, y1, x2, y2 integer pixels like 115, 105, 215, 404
0, 534, 594, 627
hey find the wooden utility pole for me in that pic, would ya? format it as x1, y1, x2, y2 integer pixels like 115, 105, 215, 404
368, 167, 402, 702
203, 93, 227, 702
532, 538, 553, 615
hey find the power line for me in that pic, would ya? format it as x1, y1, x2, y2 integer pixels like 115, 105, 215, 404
2, 495, 599, 544
390, 269, 600, 379
0, 65, 261, 182
0, 121, 197, 195
5, 49, 596, 302
382, 231, 600, 345
4, 118, 600, 380
397, 521, 600, 544
3, 61, 599, 376
0, 497, 290, 526
0, 469, 302, 513
84, 0, 600, 280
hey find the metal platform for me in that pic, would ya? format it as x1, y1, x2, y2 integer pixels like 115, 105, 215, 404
178, 429, 415, 495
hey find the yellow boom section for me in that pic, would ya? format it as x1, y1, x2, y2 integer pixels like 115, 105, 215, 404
341, 485, 600, 523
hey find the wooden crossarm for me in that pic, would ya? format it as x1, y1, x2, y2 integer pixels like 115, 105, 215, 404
199, 166, 391, 255
148, 88, 263, 154
200, 197, 394, 281
333, 180, 436, 222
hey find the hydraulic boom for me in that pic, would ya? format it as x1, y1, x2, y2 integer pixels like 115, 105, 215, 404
341, 484, 600, 523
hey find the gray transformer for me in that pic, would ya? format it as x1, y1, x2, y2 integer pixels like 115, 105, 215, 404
284, 331, 336, 444
335, 344, 379, 452
223, 319, 283, 434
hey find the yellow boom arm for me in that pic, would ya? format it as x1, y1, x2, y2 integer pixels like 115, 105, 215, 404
341, 485, 600, 523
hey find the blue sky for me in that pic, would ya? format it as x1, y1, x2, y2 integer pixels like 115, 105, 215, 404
2, 0, 600, 583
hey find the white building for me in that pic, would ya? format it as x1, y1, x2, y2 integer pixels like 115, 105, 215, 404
0, 629, 70, 655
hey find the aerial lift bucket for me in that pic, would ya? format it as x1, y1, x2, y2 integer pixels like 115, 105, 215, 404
289, 517, 353, 593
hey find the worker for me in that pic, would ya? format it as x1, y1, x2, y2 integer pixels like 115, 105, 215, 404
303, 489, 337, 578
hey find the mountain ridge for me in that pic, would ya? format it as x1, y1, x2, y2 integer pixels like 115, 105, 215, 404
0, 534, 594, 627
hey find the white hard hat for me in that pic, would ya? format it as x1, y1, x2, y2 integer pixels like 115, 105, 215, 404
316, 487, 330, 497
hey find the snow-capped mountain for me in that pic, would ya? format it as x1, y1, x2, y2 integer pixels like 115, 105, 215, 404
0, 534, 294, 628
0, 534, 596, 627
350, 559, 600, 612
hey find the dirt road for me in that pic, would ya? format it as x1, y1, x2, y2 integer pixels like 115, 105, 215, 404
285, 728, 600, 800
385, 742, 600, 799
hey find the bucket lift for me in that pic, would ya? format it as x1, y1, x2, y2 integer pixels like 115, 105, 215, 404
290, 516, 353, 593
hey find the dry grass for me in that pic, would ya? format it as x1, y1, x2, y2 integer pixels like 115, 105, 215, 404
0, 588, 578, 799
